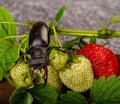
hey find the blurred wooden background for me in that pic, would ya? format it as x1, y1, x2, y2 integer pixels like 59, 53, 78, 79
0, 79, 14, 104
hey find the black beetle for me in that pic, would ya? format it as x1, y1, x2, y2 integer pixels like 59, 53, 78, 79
29, 21, 50, 85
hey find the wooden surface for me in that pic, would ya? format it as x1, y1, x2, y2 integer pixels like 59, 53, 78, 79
0, 80, 15, 104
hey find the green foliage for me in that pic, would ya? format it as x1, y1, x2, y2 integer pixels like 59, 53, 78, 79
28, 84, 58, 104
56, 91, 88, 104
0, 6, 17, 41
55, 5, 66, 23
0, 64, 3, 81
90, 75, 120, 104
63, 37, 81, 50
109, 14, 120, 25
9, 87, 33, 104
10, 76, 120, 104
0, 7, 18, 81
0, 40, 18, 81
10, 84, 59, 104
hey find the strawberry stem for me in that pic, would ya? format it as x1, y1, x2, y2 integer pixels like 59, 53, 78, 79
18, 37, 28, 58
56, 27, 120, 38
57, 28, 98, 36
52, 25, 62, 47
0, 35, 27, 42
0, 22, 28, 26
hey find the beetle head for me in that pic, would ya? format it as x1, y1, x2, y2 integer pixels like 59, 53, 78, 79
29, 21, 50, 48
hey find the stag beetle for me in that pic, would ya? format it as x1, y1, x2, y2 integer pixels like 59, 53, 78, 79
28, 21, 50, 85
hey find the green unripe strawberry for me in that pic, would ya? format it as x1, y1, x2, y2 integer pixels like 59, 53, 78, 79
49, 49, 68, 71
10, 61, 63, 92
37, 65, 63, 93
59, 55, 94, 92
10, 62, 33, 88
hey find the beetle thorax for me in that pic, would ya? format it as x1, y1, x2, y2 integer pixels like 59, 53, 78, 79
30, 38, 42, 48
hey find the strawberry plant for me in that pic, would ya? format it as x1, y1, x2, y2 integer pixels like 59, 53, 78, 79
0, 5, 120, 104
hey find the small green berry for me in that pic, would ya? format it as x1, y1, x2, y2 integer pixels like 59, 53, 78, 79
49, 49, 68, 71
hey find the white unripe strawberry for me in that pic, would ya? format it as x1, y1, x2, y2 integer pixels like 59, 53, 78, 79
35, 65, 63, 93
10, 62, 33, 88
49, 49, 68, 71
59, 55, 94, 92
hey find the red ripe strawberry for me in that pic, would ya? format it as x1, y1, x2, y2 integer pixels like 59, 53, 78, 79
76, 44, 119, 79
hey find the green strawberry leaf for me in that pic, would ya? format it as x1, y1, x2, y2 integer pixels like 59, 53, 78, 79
0, 7, 18, 81
0, 40, 15, 80
9, 87, 33, 104
0, 41, 18, 80
0, 65, 3, 81
55, 5, 66, 23
0, 6, 17, 41
56, 91, 88, 104
90, 75, 120, 104
109, 14, 120, 25
3, 45, 18, 70
63, 37, 80, 50
28, 84, 58, 104
0, 40, 10, 58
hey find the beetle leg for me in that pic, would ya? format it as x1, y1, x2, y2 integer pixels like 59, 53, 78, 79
43, 66, 48, 85
30, 67, 36, 84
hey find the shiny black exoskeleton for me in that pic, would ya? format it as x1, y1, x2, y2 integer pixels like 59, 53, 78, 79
29, 21, 50, 85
